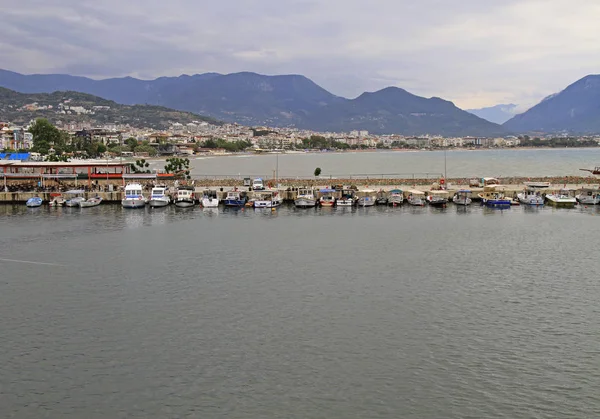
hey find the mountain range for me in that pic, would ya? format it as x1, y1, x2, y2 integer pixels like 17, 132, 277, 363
0, 69, 505, 136
466, 104, 518, 125
0, 87, 218, 129
503, 75, 600, 133
2, 68, 600, 135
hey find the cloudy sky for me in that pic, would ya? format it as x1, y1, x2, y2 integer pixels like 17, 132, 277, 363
2, 0, 600, 110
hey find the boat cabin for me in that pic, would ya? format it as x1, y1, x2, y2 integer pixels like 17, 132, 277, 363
124, 184, 143, 197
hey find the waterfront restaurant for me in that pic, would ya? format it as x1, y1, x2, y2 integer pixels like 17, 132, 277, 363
0, 160, 134, 188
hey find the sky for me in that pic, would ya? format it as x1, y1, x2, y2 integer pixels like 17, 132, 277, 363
1, 0, 600, 110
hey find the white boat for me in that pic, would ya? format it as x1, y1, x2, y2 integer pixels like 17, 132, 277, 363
25, 196, 43, 207
357, 189, 376, 207
387, 189, 404, 206
517, 182, 549, 206
148, 186, 171, 207
175, 186, 196, 208
64, 189, 86, 207
49, 195, 66, 206
545, 189, 577, 208
294, 188, 317, 208
254, 190, 283, 208
79, 196, 103, 208
121, 183, 146, 209
452, 189, 472, 206
319, 188, 336, 207
201, 189, 219, 208
576, 187, 600, 205
337, 188, 356, 206
407, 189, 425, 206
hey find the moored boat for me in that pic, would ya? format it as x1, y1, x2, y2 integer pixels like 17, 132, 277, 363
452, 189, 472, 206
517, 182, 549, 206
254, 190, 283, 208
337, 188, 357, 206
64, 189, 86, 207
201, 189, 219, 208
148, 185, 171, 207
294, 188, 317, 208
357, 189, 376, 207
427, 191, 448, 207
576, 187, 600, 205
175, 186, 196, 208
545, 189, 577, 208
407, 189, 425, 206
479, 185, 511, 208
376, 189, 388, 205
224, 190, 247, 207
319, 188, 336, 207
79, 196, 103, 208
121, 183, 146, 209
25, 196, 43, 207
387, 189, 404, 206
49, 194, 66, 207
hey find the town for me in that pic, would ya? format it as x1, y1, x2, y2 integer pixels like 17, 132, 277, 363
1, 112, 600, 159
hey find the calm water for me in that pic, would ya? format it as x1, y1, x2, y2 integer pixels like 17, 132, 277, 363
158, 148, 600, 179
2, 204, 600, 418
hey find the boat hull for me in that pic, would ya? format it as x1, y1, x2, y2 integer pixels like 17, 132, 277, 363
336, 199, 354, 206
175, 199, 196, 208
357, 197, 375, 207
254, 199, 282, 208
576, 195, 600, 205
201, 198, 219, 208
483, 199, 511, 208
429, 200, 448, 207
294, 198, 317, 208
65, 197, 84, 207
517, 194, 544, 206
79, 198, 102, 208
26, 198, 43, 207
376, 198, 388, 205
224, 199, 246, 207
388, 196, 404, 205
452, 197, 472, 206
148, 198, 170, 207
121, 199, 146, 209
546, 197, 576, 208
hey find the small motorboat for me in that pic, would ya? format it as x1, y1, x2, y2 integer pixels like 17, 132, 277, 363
319, 188, 336, 207
26, 196, 43, 207
294, 188, 317, 208
175, 186, 196, 208
427, 195, 448, 207
148, 185, 171, 207
49, 194, 66, 207
452, 189, 472, 206
121, 183, 146, 209
201, 189, 219, 208
387, 189, 404, 206
224, 190, 247, 207
64, 189, 86, 207
407, 190, 425, 206
376, 190, 388, 205
357, 189, 376, 207
79, 196, 103, 208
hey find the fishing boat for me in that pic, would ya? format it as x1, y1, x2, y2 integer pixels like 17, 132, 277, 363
376, 189, 388, 205
148, 185, 171, 207
337, 188, 357, 206
576, 187, 600, 205
407, 189, 426, 206
25, 196, 43, 207
387, 189, 404, 206
223, 190, 247, 207
121, 183, 146, 209
357, 189, 376, 207
201, 189, 219, 208
294, 188, 317, 208
319, 188, 336, 207
175, 186, 196, 208
254, 190, 283, 208
427, 191, 448, 207
48, 194, 66, 207
79, 196, 103, 208
64, 189, 86, 207
545, 189, 577, 208
517, 182, 549, 206
479, 185, 511, 208
452, 189, 472, 206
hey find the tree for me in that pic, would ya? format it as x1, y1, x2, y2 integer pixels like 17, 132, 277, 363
125, 137, 138, 152
314, 167, 321, 177
29, 118, 63, 154
164, 157, 191, 179
132, 159, 151, 173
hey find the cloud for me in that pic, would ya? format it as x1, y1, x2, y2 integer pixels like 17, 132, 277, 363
1, 0, 600, 108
